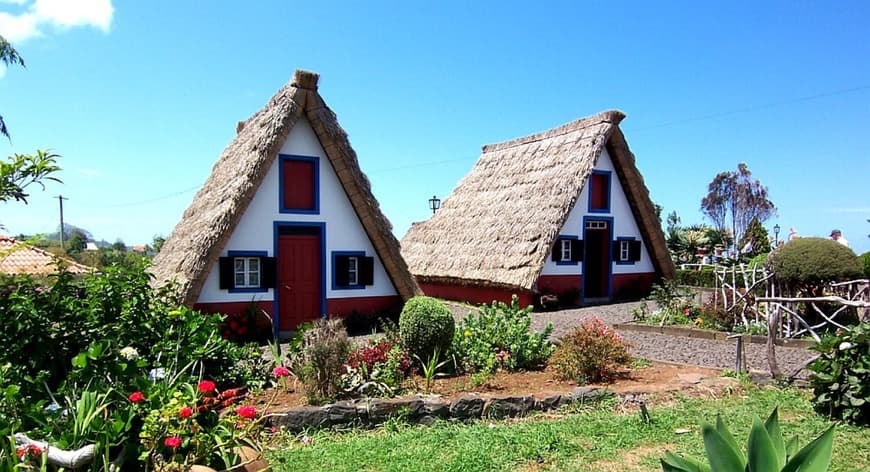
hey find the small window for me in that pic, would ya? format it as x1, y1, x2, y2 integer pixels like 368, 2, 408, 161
219, 253, 275, 292
586, 220, 608, 230
347, 256, 359, 286
588, 171, 611, 213
234, 257, 261, 287
552, 237, 583, 264
613, 239, 642, 265
560, 239, 572, 262
333, 252, 374, 289
619, 241, 631, 262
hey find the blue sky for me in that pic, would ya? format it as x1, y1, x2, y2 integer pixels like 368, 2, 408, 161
1, 0, 868, 255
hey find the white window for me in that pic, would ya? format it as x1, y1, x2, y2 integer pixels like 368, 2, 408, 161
619, 241, 631, 261
586, 220, 607, 230
347, 256, 359, 286
234, 257, 260, 288
560, 239, 572, 261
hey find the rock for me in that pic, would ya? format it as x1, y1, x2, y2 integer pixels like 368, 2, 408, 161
230, 446, 269, 472
483, 396, 535, 419
536, 394, 564, 411
270, 406, 329, 432
449, 394, 485, 420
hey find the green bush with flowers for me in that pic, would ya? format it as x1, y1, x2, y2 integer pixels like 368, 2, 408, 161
0, 262, 277, 470
451, 295, 554, 374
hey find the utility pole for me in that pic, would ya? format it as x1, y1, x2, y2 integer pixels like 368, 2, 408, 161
56, 195, 68, 250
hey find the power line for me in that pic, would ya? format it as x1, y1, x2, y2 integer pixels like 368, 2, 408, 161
95, 186, 200, 209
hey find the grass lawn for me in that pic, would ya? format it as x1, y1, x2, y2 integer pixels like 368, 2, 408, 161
265, 385, 870, 471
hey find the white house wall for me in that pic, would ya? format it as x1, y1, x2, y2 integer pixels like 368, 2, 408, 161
540, 147, 654, 275
197, 117, 397, 303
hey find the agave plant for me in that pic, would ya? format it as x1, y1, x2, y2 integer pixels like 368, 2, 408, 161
661, 407, 834, 472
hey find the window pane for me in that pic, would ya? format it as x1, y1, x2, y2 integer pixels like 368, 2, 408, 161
348, 257, 358, 285
560, 240, 571, 261
235, 272, 246, 286
620, 241, 630, 261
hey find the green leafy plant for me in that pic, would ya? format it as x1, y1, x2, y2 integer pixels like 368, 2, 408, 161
767, 238, 862, 290
660, 407, 834, 472
451, 295, 553, 374
860, 251, 870, 278
414, 347, 451, 393
340, 338, 411, 397
399, 296, 455, 362
548, 317, 632, 384
808, 322, 870, 425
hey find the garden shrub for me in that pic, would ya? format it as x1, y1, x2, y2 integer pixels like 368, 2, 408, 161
549, 317, 632, 384
808, 322, 870, 425
675, 268, 716, 287
766, 238, 862, 289
747, 251, 769, 269
861, 251, 870, 278
296, 318, 351, 404
340, 338, 412, 397
0, 262, 274, 470
399, 296, 455, 362
452, 295, 554, 374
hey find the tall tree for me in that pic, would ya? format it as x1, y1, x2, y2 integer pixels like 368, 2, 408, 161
1, 35, 26, 139
700, 162, 776, 250
0, 151, 62, 204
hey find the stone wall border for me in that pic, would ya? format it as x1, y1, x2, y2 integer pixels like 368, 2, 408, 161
268, 386, 609, 432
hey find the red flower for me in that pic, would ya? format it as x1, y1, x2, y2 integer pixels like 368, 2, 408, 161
164, 436, 182, 449
16, 445, 43, 460
272, 366, 291, 378
197, 380, 216, 394
128, 391, 145, 403
178, 406, 193, 419
236, 405, 257, 419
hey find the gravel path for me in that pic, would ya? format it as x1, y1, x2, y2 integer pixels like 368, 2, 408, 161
446, 301, 817, 378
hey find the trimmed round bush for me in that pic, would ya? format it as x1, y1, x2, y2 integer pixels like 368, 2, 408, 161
747, 251, 769, 270
399, 296, 455, 361
767, 238, 861, 288
861, 251, 870, 278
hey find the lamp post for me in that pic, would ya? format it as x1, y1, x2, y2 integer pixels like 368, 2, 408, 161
773, 224, 781, 246
428, 195, 441, 215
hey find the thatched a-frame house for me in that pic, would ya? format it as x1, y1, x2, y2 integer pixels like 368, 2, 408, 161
401, 110, 674, 307
0, 234, 92, 275
151, 70, 420, 333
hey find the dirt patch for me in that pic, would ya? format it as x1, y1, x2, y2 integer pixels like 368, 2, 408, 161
251, 362, 732, 411
590, 443, 675, 472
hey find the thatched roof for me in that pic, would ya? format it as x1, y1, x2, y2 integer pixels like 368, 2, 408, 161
0, 235, 92, 275
151, 70, 420, 305
401, 110, 674, 291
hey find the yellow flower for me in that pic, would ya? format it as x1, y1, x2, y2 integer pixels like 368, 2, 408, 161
694, 317, 703, 326
464, 330, 471, 337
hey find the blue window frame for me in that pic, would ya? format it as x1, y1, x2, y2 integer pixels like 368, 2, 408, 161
587, 170, 612, 213
278, 154, 320, 214
332, 251, 366, 290
551, 235, 581, 265
614, 237, 642, 265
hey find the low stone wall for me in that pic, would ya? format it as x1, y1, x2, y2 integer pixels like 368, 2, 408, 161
268, 387, 609, 432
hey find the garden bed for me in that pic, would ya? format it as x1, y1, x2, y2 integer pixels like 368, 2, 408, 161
253, 361, 731, 431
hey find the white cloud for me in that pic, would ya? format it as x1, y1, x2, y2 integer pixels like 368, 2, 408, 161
0, 0, 113, 44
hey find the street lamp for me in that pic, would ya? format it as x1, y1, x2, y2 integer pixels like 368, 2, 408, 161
428, 195, 441, 215
773, 224, 781, 246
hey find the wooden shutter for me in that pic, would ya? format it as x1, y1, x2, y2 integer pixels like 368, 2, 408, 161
571, 239, 584, 262
551, 240, 561, 262
260, 257, 276, 288
629, 241, 642, 261
335, 255, 350, 286
359, 257, 375, 285
612, 242, 622, 261
218, 257, 234, 289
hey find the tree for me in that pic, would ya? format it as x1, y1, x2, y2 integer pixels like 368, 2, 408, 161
112, 239, 127, 252
1, 35, 26, 139
737, 216, 771, 258
66, 230, 88, 256
0, 151, 62, 203
152, 234, 166, 254
700, 163, 776, 250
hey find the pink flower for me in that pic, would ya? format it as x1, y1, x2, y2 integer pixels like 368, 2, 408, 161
128, 391, 145, 403
237, 405, 257, 419
273, 366, 291, 378
178, 407, 193, 419
197, 380, 216, 394
164, 436, 182, 449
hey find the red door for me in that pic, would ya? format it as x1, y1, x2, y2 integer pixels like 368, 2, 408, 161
277, 234, 321, 331
583, 221, 611, 299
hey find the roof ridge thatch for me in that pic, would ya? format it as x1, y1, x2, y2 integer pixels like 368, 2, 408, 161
401, 110, 674, 292
481, 110, 625, 153
151, 70, 420, 306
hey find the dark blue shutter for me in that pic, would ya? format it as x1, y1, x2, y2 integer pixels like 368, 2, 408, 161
359, 257, 374, 285
260, 257, 276, 288
629, 241, 642, 261
335, 255, 350, 286
219, 257, 234, 289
